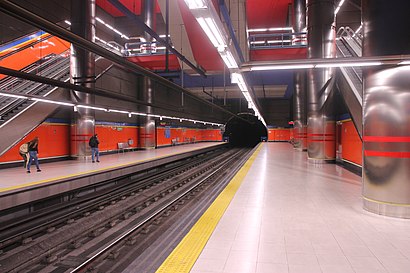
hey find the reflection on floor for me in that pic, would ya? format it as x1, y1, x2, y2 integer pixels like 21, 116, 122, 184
192, 143, 410, 273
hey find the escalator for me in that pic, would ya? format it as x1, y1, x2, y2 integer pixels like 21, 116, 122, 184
0, 31, 113, 156
335, 27, 363, 139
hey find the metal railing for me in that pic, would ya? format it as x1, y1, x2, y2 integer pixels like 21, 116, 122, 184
248, 31, 307, 49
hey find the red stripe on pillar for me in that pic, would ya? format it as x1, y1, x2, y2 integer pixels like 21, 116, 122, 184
364, 150, 410, 158
363, 136, 410, 142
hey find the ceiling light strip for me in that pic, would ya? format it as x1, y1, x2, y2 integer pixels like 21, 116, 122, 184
231, 73, 267, 127
0, 92, 223, 127
184, 0, 207, 10
334, 0, 346, 15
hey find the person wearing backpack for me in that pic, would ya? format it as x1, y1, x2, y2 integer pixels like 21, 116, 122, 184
19, 142, 29, 168
27, 136, 41, 173
89, 134, 100, 163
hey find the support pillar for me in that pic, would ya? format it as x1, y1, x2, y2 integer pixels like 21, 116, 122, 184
293, 0, 307, 151
70, 0, 96, 158
362, 0, 410, 218
139, 0, 156, 149
306, 0, 336, 162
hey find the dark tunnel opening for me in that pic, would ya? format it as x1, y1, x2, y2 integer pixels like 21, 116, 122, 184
223, 113, 268, 147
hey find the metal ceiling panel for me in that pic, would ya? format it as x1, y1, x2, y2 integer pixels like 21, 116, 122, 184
96, 0, 161, 17
177, 0, 224, 72
246, 0, 292, 28
187, 84, 287, 99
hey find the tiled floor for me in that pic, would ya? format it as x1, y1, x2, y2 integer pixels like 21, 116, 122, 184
191, 143, 410, 273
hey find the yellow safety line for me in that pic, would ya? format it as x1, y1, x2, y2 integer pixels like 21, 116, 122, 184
155, 143, 263, 273
0, 143, 226, 193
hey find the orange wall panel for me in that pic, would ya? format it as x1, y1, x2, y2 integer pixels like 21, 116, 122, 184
341, 120, 362, 166
268, 129, 291, 141
95, 125, 138, 151
0, 121, 221, 164
156, 127, 222, 147
0, 122, 70, 163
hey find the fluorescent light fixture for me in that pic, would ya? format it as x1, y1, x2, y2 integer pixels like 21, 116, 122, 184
131, 112, 147, 116
184, 0, 207, 9
197, 17, 219, 47
248, 27, 293, 32
32, 98, 74, 106
204, 17, 225, 46
250, 64, 314, 71
250, 41, 265, 45
334, 0, 346, 15
95, 17, 130, 40
0, 93, 28, 99
67, 18, 130, 40
108, 109, 129, 114
231, 72, 248, 91
399, 60, 410, 65
315, 62, 382, 68
147, 114, 161, 118
220, 50, 238, 69
267, 40, 292, 44
231, 72, 241, 84
334, 6, 341, 15
77, 105, 107, 111
354, 25, 362, 35
196, 17, 225, 48
249, 28, 268, 32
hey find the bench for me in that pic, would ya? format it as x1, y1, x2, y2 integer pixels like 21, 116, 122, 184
117, 142, 133, 153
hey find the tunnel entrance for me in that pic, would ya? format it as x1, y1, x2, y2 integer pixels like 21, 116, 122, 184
223, 113, 267, 147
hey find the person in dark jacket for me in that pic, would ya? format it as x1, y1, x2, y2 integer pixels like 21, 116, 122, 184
27, 136, 41, 173
89, 134, 100, 163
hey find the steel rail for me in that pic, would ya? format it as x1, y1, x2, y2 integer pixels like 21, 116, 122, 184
70, 149, 246, 272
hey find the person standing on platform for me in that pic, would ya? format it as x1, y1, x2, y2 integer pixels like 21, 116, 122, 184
89, 134, 100, 163
26, 136, 41, 173
19, 141, 29, 168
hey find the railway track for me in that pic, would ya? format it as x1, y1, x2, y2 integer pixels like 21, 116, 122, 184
0, 147, 254, 273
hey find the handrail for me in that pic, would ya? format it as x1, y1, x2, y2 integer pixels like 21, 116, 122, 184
337, 26, 362, 49
0, 53, 61, 90
248, 31, 307, 49
0, 55, 70, 116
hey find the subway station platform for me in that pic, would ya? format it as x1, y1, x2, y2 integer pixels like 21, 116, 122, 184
0, 142, 226, 211
157, 143, 410, 273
